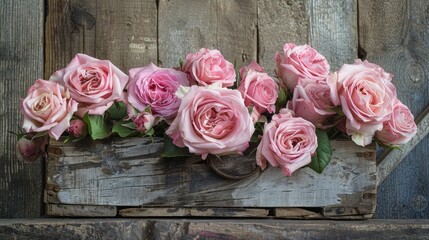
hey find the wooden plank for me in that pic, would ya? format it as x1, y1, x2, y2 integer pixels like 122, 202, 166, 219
306, 0, 358, 70
274, 208, 323, 219
46, 204, 117, 217
45, 0, 157, 77
158, 0, 257, 68
1, 219, 429, 239
359, 0, 429, 218
0, 0, 44, 218
119, 207, 269, 218
258, 0, 308, 75
46, 138, 376, 218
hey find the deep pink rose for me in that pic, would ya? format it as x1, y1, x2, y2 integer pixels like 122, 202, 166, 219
275, 43, 330, 90
331, 59, 397, 146
183, 48, 236, 87
67, 119, 88, 138
256, 109, 317, 176
132, 112, 155, 133
21, 79, 78, 140
376, 99, 417, 145
166, 85, 255, 159
16, 135, 48, 163
238, 61, 278, 114
50, 53, 128, 116
127, 63, 189, 120
288, 82, 336, 129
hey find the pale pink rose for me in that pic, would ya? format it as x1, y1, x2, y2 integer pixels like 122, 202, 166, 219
275, 43, 330, 90
132, 112, 155, 133
50, 53, 128, 116
182, 48, 236, 87
127, 63, 189, 120
288, 82, 336, 129
166, 85, 255, 159
376, 99, 417, 145
238, 62, 278, 114
67, 119, 88, 138
331, 59, 397, 146
256, 109, 317, 176
16, 135, 48, 163
21, 79, 78, 140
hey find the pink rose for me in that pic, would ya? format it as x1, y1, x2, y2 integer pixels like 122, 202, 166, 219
256, 109, 317, 176
288, 82, 336, 129
166, 85, 255, 159
132, 112, 155, 133
331, 59, 397, 146
50, 53, 128, 116
376, 99, 417, 145
275, 43, 330, 90
16, 135, 48, 163
67, 119, 88, 138
183, 48, 236, 87
238, 61, 279, 114
127, 63, 189, 120
21, 79, 78, 140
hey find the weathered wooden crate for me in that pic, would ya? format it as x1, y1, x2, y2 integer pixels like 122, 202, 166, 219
45, 137, 376, 219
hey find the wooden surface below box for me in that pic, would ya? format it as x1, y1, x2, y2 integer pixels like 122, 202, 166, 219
45, 137, 376, 219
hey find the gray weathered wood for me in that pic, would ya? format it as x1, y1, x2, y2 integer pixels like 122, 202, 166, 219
45, 138, 376, 218
46, 204, 117, 217
359, 0, 429, 219
158, 0, 257, 68
306, 0, 358, 70
1, 219, 429, 240
119, 207, 269, 218
0, 0, 44, 218
45, 0, 157, 77
258, 0, 308, 75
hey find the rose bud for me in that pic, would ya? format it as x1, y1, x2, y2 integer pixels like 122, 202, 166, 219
16, 135, 48, 163
67, 119, 88, 138
132, 112, 155, 133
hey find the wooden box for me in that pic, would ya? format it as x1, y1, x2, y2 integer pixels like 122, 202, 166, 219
45, 137, 376, 219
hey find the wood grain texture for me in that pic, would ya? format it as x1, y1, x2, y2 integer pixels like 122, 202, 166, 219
45, 0, 157, 77
0, 0, 44, 218
119, 207, 269, 218
158, 0, 257, 68
306, 0, 358, 70
46, 204, 116, 217
359, 0, 429, 219
45, 138, 376, 218
1, 219, 429, 240
258, 0, 308, 75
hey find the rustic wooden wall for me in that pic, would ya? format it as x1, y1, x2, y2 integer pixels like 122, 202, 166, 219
0, 0, 428, 218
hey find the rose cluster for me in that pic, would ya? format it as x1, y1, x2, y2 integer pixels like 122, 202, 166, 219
17, 44, 416, 178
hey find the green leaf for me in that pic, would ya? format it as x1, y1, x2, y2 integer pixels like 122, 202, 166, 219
179, 58, 184, 69
112, 122, 138, 138
121, 121, 137, 130
275, 87, 287, 112
162, 135, 192, 157
309, 129, 332, 174
145, 127, 155, 137
107, 101, 128, 120
83, 113, 111, 140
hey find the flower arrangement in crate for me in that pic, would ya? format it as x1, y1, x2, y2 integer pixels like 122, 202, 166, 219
16, 43, 417, 177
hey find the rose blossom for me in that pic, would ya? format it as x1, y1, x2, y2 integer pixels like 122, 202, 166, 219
288, 81, 336, 129
182, 48, 236, 87
16, 135, 48, 163
330, 59, 397, 146
21, 79, 78, 140
127, 63, 189, 120
376, 99, 417, 145
256, 109, 318, 176
238, 61, 279, 114
275, 43, 330, 90
67, 119, 88, 138
50, 53, 128, 116
132, 112, 155, 133
166, 85, 255, 159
